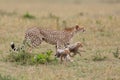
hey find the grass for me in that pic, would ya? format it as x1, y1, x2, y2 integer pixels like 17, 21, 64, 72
113, 48, 120, 59
0, 0, 120, 80
92, 50, 107, 61
3, 48, 56, 65
0, 10, 17, 16
0, 74, 16, 80
5, 49, 33, 65
22, 12, 36, 19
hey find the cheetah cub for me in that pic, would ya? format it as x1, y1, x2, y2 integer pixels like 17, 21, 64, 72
68, 42, 85, 57
55, 48, 73, 63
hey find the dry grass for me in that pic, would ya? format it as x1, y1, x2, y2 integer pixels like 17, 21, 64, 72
0, 0, 120, 80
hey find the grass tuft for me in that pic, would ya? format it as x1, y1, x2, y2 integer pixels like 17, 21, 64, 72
22, 12, 35, 19
113, 48, 120, 59
32, 50, 53, 64
92, 51, 107, 61
5, 48, 33, 65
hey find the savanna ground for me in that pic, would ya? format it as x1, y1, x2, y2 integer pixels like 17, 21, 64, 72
0, 0, 120, 80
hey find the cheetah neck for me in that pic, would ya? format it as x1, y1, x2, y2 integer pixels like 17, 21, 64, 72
64, 28, 77, 37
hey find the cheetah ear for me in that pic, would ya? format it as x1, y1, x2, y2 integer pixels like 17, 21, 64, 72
75, 25, 79, 30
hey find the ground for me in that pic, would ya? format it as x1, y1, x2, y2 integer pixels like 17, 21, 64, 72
0, 0, 120, 80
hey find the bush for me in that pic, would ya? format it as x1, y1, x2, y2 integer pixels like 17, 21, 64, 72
0, 74, 16, 80
5, 47, 55, 65
6, 48, 33, 65
22, 12, 35, 19
32, 50, 53, 64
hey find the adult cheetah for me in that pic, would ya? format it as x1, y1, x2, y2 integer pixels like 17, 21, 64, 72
11, 25, 85, 52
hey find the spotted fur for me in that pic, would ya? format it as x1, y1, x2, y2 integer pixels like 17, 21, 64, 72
23, 25, 85, 51
56, 48, 73, 63
23, 27, 43, 48
68, 42, 83, 57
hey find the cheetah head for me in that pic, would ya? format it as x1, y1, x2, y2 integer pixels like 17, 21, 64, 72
76, 42, 83, 47
75, 25, 85, 32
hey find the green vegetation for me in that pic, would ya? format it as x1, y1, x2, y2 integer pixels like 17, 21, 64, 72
4, 47, 55, 65
22, 12, 35, 19
5, 49, 32, 65
32, 50, 53, 64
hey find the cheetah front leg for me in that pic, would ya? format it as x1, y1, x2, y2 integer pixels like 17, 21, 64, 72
60, 55, 64, 64
55, 45, 57, 56
55, 41, 62, 56
66, 54, 74, 62
64, 43, 73, 57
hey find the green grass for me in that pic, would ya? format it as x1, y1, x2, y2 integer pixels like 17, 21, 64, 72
22, 12, 35, 19
5, 49, 33, 65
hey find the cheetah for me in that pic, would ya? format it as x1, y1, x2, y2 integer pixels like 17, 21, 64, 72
56, 48, 73, 63
32, 25, 84, 51
11, 25, 85, 53
68, 42, 85, 57
55, 42, 85, 63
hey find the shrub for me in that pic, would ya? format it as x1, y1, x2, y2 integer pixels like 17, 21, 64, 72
32, 50, 53, 64
6, 48, 33, 65
22, 12, 35, 19
5, 46, 55, 65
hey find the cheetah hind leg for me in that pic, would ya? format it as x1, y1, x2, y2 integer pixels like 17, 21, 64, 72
66, 54, 74, 62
